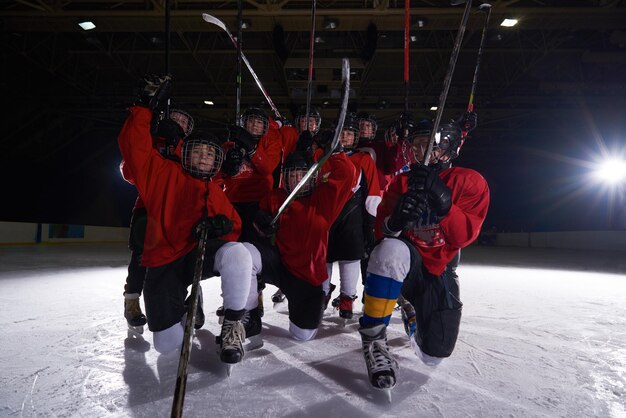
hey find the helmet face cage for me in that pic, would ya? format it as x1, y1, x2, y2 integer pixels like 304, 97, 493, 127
282, 166, 317, 198
170, 109, 194, 138
435, 122, 463, 163
296, 106, 321, 134
182, 139, 224, 179
241, 108, 269, 139
356, 113, 378, 141
341, 113, 360, 150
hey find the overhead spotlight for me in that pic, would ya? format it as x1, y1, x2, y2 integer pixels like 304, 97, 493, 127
410, 35, 418, 43
430, 106, 438, 111
241, 19, 252, 30
500, 18, 518, 27
412, 17, 428, 28
323, 18, 338, 30
78, 21, 96, 31
314, 36, 325, 44
204, 100, 214, 106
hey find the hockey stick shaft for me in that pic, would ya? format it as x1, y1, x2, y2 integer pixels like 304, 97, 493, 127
423, 0, 473, 167
236, 0, 243, 124
271, 58, 350, 226
170, 227, 208, 418
404, 0, 410, 113
467, 3, 492, 113
164, 0, 171, 118
305, 0, 317, 130
202, 13, 284, 121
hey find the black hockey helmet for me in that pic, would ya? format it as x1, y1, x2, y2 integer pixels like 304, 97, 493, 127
340, 112, 360, 150
240, 107, 269, 139
282, 151, 316, 197
355, 111, 378, 141
170, 108, 195, 138
295, 105, 321, 134
181, 134, 224, 180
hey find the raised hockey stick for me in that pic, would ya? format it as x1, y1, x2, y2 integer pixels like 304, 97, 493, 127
270, 57, 351, 226
164, 0, 172, 118
235, 0, 243, 123
404, 0, 410, 113
467, 3, 492, 115
423, 0, 473, 167
305, 0, 317, 131
170, 224, 209, 418
202, 13, 284, 121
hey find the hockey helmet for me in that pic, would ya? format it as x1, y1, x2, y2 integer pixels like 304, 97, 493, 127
295, 105, 321, 134
240, 107, 269, 140
282, 151, 316, 197
356, 111, 378, 141
181, 135, 224, 180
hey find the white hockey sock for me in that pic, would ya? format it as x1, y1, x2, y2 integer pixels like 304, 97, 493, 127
338, 260, 361, 297
153, 321, 184, 354
214, 242, 253, 312
242, 242, 263, 310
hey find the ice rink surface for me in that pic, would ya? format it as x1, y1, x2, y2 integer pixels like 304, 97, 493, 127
0, 243, 624, 417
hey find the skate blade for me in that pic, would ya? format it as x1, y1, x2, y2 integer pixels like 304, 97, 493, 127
127, 324, 144, 334
225, 364, 234, 377
218, 315, 224, 325
244, 335, 263, 351
339, 318, 348, 328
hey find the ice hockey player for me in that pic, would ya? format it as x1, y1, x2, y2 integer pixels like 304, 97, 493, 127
118, 74, 256, 368
270, 104, 323, 304
323, 113, 381, 321
357, 118, 489, 395
244, 130, 357, 341
120, 107, 195, 333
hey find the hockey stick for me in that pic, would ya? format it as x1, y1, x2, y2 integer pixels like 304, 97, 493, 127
403, 0, 410, 113
170, 223, 209, 418
422, 0, 473, 167
467, 3, 492, 115
201, 13, 284, 121
164, 0, 171, 118
305, 0, 317, 131
270, 57, 351, 226
235, 0, 243, 124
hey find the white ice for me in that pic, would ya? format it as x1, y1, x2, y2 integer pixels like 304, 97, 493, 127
0, 243, 625, 417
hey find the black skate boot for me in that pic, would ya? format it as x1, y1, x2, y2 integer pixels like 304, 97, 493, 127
322, 284, 336, 311
241, 307, 263, 351
215, 309, 246, 376
359, 322, 398, 401
271, 289, 286, 304
398, 297, 416, 339
184, 286, 205, 330
124, 294, 147, 334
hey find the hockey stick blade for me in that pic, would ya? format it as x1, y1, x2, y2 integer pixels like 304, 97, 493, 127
201, 13, 283, 120
270, 58, 351, 226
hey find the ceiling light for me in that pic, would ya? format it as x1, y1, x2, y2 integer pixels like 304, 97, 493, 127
314, 36, 324, 44
78, 21, 96, 31
430, 106, 438, 111
323, 18, 338, 30
412, 17, 428, 28
204, 100, 214, 105
410, 35, 418, 43
500, 19, 518, 27
241, 19, 251, 30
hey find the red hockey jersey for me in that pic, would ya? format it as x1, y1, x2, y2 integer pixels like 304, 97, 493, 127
259, 152, 357, 286
118, 106, 241, 267
375, 166, 490, 275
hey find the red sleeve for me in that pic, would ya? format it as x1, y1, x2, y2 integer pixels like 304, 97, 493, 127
439, 167, 490, 248
374, 173, 405, 239
311, 152, 357, 223
356, 153, 382, 217
280, 126, 299, 160
250, 127, 282, 175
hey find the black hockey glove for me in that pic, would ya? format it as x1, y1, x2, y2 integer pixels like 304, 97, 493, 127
296, 130, 314, 154
134, 74, 172, 110
253, 210, 278, 238
387, 192, 428, 233
409, 164, 452, 217
228, 124, 257, 155
193, 214, 234, 240
156, 118, 185, 150
221, 147, 244, 177
458, 111, 477, 133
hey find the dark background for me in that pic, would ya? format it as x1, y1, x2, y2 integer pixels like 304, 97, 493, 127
1, 1, 625, 231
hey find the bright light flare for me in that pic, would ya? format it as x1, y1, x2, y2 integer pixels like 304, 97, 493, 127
593, 158, 626, 184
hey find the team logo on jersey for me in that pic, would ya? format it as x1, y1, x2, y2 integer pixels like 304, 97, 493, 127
231, 159, 254, 178
403, 206, 445, 248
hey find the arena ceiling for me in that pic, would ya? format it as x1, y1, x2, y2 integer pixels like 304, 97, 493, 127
1, 1, 626, 229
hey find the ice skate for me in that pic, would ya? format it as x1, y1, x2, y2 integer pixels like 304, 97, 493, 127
322, 283, 336, 311
124, 295, 146, 334
332, 293, 357, 326
215, 312, 246, 375
399, 298, 417, 339
241, 307, 264, 351
271, 289, 286, 305
359, 323, 398, 400
216, 305, 225, 324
